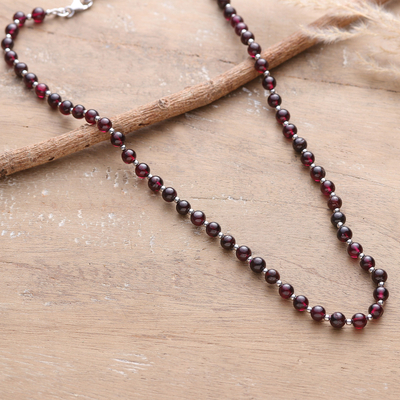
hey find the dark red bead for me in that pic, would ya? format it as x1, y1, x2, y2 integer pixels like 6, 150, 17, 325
262, 75, 276, 91
254, 58, 268, 73
59, 100, 73, 115
311, 305, 326, 322
265, 269, 280, 284
221, 235, 236, 250
352, 313, 367, 329
14, 62, 27, 77
4, 50, 17, 66
72, 104, 85, 119
234, 22, 248, 36
328, 195, 342, 211
292, 137, 307, 153
250, 257, 266, 273
135, 163, 150, 178
279, 283, 294, 300
347, 242, 363, 259
176, 200, 191, 215
23, 72, 37, 89
110, 131, 125, 147
276, 109, 290, 124
162, 187, 177, 203
330, 312, 346, 328
372, 269, 388, 284
32, 7, 46, 23
85, 109, 99, 125
223, 6, 236, 21
1, 37, 14, 50
5, 23, 19, 39
282, 123, 297, 139
268, 93, 281, 108
13, 11, 27, 27
248, 42, 261, 58
217, 0, 229, 9
97, 117, 112, 133
148, 176, 163, 192
191, 210, 205, 226
241, 31, 254, 45
320, 180, 335, 196
230, 15, 243, 27
236, 246, 251, 262
310, 166, 326, 182
368, 303, 384, 319
360, 255, 375, 271
293, 295, 309, 311
121, 149, 136, 164
35, 83, 48, 99
47, 93, 62, 109
300, 151, 314, 167
331, 211, 346, 227
337, 226, 352, 242
206, 222, 221, 238
373, 287, 389, 302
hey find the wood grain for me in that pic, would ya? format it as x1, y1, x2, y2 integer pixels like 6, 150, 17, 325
1, 1, 400, 399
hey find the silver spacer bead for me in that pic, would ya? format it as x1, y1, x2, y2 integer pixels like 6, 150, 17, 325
379, 281, 385, 287
13, 59, 19, 65
70, 107, 74, 113
255, 54, 261, 60
301, 149, 308, 154
233, 244, 239, 251
337, 222, 343, 228
275, 105, 281, 111
283, 121, 289, 126
292, 134, 298, 140
367, 314, 373, 321
310, 163, 316, 168
324, 314, 331, 321
45, 90, 51, 97
95, 116, 101, 122
276, 280, 282, 287
247, 256, 253, 263
120, 144, 126, 151
32, 82, 39, 88
203, 221, 209, 227
330, 192, 336, 197
4, 48, 11, 53
133, 160, 139, 166
378, 300, 384, 306
320, 178, 326, 183
188, 208, 194, 215
262, 268, 268, 274
147, 174, 153, 180
21, 70, 28, 76
263, 70, 270, 77
346, 319, 352, 326
346, 239, 352, 245
269, 89, 275, 94
218, 232, 224, 239
333, 208, 340, 213
6, 34, 12, 39
241, 29, 248, 35
306, 306, 312, 313
369, 267, 375, 273
26, 13, 32, 20
290, 294, 296, 300
14, 19, 20, 25
358, 253, 365, 259
108, 128, 115, 135
230, 13, 236, 18
247, 38, 254, 44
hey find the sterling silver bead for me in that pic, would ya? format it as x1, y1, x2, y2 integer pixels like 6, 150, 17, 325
367, 314, 373, 321
108, 128, 115, 135
255, 54, 261, 60
346, 239, 352, 245
346, 319, 352, 326
270, 89, 275, 94
337, 222, 343, 228
358, 253, 365, 259
133, 160, 139, 166
21, 70, 28, 76
379, 281, 385, 287
6, 34, 12, 39
330, 192, 336, 197
247, 256, 253, 263
234, 244, 239, 251
276, 280, 282, 287
14, 19, 20, 25
263, 70, 270, 77
95, 116, 101, 122
32, 82, 39, 88
320, 178, 326, 183
174, 196, 180, 203
292, 134, 298, 140
248, 38, 254, 44
147, 174, 153, 180
13, 59, 19, 65
218, 232, 224, 239
283, 121, 289, 126
26, 13, 32, 20
290, 294, 296, 300
378, 300, 384, 306
334, 208, 340, 213
310, 163, 315, 168
120, 145, 126, 151
369, 267, 375, 273
324, 314, 331, 321
306, 306, 312, 313
275, 105, 281, 111
188, 208, 194, 215
45, 90, 51, 97
203, 221, 209, 226
301, 149, 308, 154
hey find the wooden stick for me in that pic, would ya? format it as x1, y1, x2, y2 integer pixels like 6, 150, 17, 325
0, 1, 389, 178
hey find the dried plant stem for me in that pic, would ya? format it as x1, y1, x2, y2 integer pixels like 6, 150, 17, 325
0, 0, 391, 178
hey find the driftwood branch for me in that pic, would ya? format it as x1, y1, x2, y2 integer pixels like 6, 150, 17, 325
0, 0, 390, 177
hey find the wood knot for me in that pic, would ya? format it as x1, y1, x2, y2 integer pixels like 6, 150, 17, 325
158, 98, 170, 110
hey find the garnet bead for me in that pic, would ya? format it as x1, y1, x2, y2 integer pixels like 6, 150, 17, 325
14, 62, 27, 77
191, 210, 206, 226
206, 222, 221, 238
347, 242, 363, 259
311, 305, 326, 322
300, 151, 314, 167
234, 22, 248, 36
372, 269, 388, 284
373, 287, 389, 302
162, 187, 177, 203
217, 0, 229, 9
337, 226, 352, 242
310, 166, 326, 182
47, 93, 62, 109
254, 58, 269, 73
35, 83, 49, 99
262, 75, 276, 91
279, 283, 294, 300
292, 137, 307, 153
72, 104, 85, 119
360, 255, 375, 271
110, 131, 125, 147
276, 109, 290, 124
265, 269, 280, 284
330, 312, 346, 328
236, 246, 251, 262
223, 6, 236, 21
241, 30, 254, 45
121, 149, 136, 164
221, 235, 236, 250
248, 42, 262, 58
4, 50, 17, 66
282, 123, 297, 139
13, 11, 27, 27
23, 72, 38, 89
328, 195, 342, 211
85, 109, 99, 125
230, 15, 243, 27
176, 200, 191, 215
331, 211, 346, 227
1, 37, 13, 50
250, 257, 266, 273
368, 303, 384, 319
148, 176, 163, 192
352, 313, 367, 329
135, 163, 150, 178
268, 93, 281, 108
32, 7, 46, 23
97, 117, 112, 133
293, 295, 309, 311
5, 23, 19, 39
59, 100, 73, 115
320, 180, 335, 196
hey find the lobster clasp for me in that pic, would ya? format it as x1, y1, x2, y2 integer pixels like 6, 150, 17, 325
65, 0, 94, 18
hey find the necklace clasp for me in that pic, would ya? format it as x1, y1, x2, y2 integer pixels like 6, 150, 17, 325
47, 0, 93, 18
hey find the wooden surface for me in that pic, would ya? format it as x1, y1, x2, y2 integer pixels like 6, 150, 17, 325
1, 1, 400, 399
